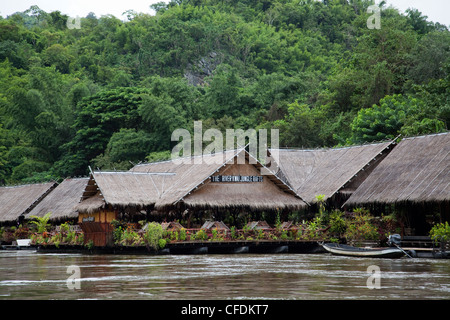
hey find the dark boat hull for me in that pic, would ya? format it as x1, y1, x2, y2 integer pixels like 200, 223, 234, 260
322, 243, 405, 259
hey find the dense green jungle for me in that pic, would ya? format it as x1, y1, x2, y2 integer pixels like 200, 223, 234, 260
0, 0, 448, 185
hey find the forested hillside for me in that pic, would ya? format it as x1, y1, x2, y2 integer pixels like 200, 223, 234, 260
0, 0, 449, 185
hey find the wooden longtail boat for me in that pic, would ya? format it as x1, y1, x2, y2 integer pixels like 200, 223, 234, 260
322, 243, 405, 259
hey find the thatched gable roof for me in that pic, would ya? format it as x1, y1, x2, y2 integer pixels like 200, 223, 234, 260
345, 132, 450, 206
270, 140, 395, 204
76, 148, 306, 213
246, 221, 271, 230
76, 150, 239, 213
76, 192, 105, 214
180, 149, 305, 210
160, 221, 184, 231
0, 182, 57, 223
201, 221, 230, 231
133, 149, 240, 209
25, 178, 88, 221
76, 171, 175, 213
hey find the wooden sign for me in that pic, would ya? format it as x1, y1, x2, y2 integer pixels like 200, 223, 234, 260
82, 216, 95, 222
211, 175, 263, 183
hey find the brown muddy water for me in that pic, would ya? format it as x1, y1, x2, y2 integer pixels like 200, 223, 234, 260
0, 250, 449, 300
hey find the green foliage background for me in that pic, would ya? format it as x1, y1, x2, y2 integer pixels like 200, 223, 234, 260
0, 0, 448, 184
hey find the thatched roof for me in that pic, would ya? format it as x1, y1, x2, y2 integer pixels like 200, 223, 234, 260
25, 178, 89, 221
76, 148, 306, 213
201, 221, 230, 230
0, 182, 57, 223
152, 148, 305, 210
76, 171, 171, 213
160, 221, 184, 231
180, 150, 305, 210
76, 192, 105, 214
132, 149, 240, 209
345, 132, 450, 206
270, 140, 395, 204
246, 221, 271, 230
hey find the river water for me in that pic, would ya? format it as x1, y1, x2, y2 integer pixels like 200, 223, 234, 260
0, 250, 449, 300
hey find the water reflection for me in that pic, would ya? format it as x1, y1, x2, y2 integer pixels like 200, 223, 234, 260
0, 251, 449, 300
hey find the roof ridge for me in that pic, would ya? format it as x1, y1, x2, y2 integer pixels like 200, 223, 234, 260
271, 140, 395, 153
174, 148, 308, 206
0, 181, 57, 189
172, 148, 246, 205
130, 147, 242, 168
401, 131, 450, 141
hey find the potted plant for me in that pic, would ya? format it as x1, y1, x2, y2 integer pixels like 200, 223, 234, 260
429, 221, 450, 251
345, 209, 380, 247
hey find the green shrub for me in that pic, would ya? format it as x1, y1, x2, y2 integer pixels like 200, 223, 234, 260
65, 230, 76, 244
59, 222, 70, 233
85, 240, 94, 250
75, 233, 84, 245
194, 229, 208, 241
29, 212, 51, 233
257, 229, 265, 240
429, 222, 450, 244
230, 226, 237, 239
142, 222, 164, 250
328, 210, 347, 236
158, 238, 167, 249
345, 210, 378, 241
179, 228, 187, 241
120, 228, 140, 245
301, 217, 323, 240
